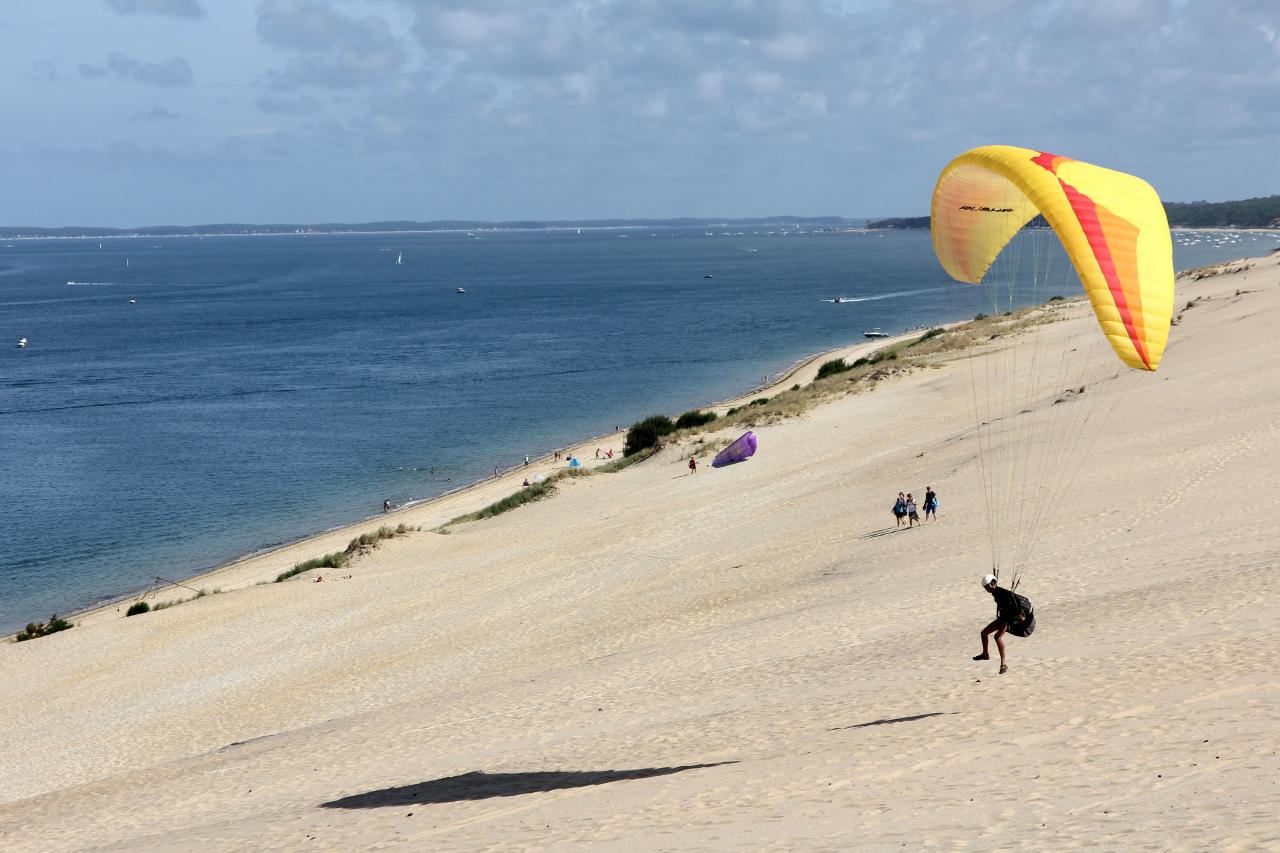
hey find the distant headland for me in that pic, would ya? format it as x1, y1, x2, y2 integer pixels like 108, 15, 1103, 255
8, 196, 1276, 239
0, 216, 867, 240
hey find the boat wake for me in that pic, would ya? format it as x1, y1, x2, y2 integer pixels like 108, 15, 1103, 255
820, 286, 938, 304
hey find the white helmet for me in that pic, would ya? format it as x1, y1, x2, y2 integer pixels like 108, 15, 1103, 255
981, 573, 998, 588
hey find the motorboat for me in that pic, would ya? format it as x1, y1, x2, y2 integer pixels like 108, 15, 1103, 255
863, 328, 890, 339
456, 287, 466, 293
17, 337, 28, 348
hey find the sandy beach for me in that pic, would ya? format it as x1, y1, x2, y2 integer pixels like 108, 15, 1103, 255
2, 252, 1278, 851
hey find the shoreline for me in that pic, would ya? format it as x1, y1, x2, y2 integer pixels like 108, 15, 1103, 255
16, 326, 922, 637
16, 246, 1268, 636
4, 251, 1278, 848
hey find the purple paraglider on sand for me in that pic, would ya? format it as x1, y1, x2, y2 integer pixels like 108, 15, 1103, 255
711, 431, 757, 468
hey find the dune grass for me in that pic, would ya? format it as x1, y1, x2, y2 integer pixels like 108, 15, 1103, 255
150, 588, 221, 611
276, 523, 417, 582
595, 446, 657, 473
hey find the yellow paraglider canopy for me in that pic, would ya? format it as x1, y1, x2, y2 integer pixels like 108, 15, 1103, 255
931, 145, 1174, 370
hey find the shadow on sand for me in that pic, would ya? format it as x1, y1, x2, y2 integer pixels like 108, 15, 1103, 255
828, 712, 954, 731
858, 526, 903, 540
321, 762, 737, 809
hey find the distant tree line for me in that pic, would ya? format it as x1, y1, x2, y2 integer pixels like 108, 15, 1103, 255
868, 196, 1280, 230
1163, 196, 1280, 228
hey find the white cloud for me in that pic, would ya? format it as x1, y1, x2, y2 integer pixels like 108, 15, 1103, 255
79, 53, 194, 87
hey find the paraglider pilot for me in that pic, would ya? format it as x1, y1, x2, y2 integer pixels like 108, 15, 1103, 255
973, 573, 1030, 675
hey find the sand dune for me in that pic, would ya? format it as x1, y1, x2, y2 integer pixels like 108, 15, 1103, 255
2, 254, 1278, 851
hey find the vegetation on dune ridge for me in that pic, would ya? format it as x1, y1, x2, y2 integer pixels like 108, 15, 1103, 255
440, 468, 594, 530
595, 446, 658, 473
1178, 260, 1255, 281
150, 588, 221, 611
275, 523, 416, 582
680, 306, 1063, 439
14, 615, 74, 642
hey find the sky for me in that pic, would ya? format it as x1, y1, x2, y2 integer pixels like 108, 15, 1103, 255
1, 0, 1278, 226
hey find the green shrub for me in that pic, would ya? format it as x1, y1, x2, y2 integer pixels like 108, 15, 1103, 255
749, 397, 770, 407
852, 357, 870, 368
1049, 295, 1065, 302
816, 358, 851, 380
624, 415, 676, 456
126, 601, 150, 617
15, 615, 74, 642
974, 312, 988, 321
791, 383, 801, 391
674, 410, 717, 430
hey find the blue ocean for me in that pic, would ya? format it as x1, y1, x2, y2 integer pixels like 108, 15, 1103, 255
1, 227, 1273, 629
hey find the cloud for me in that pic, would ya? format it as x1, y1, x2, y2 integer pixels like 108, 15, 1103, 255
79, 53, 194, 87
255, 92, 322, 114
130, 106, 181, 121
27, 60, 59, 82
105, 0, 207, 18
256, 0, 407, 88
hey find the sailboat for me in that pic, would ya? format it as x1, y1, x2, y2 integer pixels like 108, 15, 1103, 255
395, 252, 403, 265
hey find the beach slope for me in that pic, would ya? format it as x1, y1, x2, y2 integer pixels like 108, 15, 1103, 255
1, 255, 1278, 851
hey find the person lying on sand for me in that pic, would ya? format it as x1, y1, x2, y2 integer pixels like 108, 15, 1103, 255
973, 574, 1031, 674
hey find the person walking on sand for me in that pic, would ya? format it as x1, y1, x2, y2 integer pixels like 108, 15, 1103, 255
524, 455, 530, 466
973, 574, 1033, 675
924, 487, 938, 521
893, 492, 907, 528
688, 456, 698, 474
906, 494, 920, 527
382, 499, 390, 514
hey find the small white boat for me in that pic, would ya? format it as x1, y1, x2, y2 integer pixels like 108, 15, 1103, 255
395, 252, 403, 265
704, 274, 715, 279
129, 298, 137, 304
17, 337, 28, 348
863, 328, 890, 339
456, 287, 466, 294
